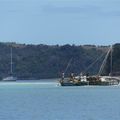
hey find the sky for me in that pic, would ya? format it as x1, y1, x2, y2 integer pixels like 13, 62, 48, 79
0, 0, 120, 45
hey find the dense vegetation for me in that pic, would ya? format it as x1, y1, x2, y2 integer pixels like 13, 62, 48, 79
0, 42, 117, 80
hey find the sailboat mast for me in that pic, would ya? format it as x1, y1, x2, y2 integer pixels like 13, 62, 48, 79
10, 47, 13, 74
110, 45, 113, 76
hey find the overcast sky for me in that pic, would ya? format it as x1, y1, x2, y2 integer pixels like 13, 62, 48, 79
0, 0, 120, 45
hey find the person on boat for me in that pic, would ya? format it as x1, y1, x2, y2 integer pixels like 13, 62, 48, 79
109, 72, 112, 76
96, 75, 100, 81
59, 72, 64, 84
62, 72, 64, 80
70, 73, 74, 81
79, 72, 83, 81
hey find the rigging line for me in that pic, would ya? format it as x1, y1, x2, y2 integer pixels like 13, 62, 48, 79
98, 48, 111, 75
64, 58, 73, 74
98, 47, 111, 76
83, 51, 108, 74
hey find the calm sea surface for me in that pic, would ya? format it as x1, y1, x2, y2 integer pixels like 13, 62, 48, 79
0, 80, 120, 120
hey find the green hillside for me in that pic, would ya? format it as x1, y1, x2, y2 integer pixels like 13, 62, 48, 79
0, 42, 112, 79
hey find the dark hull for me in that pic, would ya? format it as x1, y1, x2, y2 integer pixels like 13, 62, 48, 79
89, 81, 116, 86
60, 81, 119, 86
59, 76, 120, 86
60, 81, 89, 86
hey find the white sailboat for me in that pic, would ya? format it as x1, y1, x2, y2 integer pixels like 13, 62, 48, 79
87, 45, 120, 85
3, 47, 17, 81
98, 45, 120, 84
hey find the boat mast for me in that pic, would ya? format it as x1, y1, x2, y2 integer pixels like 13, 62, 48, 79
10, 47, 13, 75
110, 45, 113, 76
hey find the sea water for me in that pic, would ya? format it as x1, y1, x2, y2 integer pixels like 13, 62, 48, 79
0, 80, 120, 120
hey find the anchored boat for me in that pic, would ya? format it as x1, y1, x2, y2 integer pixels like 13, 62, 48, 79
2, 47, 17, 81
59, 73, 89, 86
59, 45, 120, 86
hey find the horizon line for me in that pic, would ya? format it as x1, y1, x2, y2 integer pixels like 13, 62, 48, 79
0, 41, 117, 46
